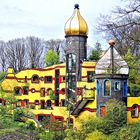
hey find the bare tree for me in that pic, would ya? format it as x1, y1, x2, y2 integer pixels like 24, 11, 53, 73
6, 38, 27, 72
26, 36, 44, 68
45, 39, 63, 55
0, 41, 6, 72
96, 0, 140, 56
45, 39, 66, 62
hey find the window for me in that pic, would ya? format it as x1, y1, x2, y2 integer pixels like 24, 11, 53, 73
55, 116, 64, 128
16, 100, 22, 107
24, 76, 27, 83
24, 99, 29, 107
67, 118, 73, 128
131, 104, 139, 118
31, 88, 36, 93
40, 88, 45, 97
96, 80, 100, 95
67, 53, 76, 73
41, 100, 45, 109
77, 88, 83, 95
103, 80, 111, 96
114, 81, 120, 91
61, 88, 65, 95
35, 100, 39, 105
46, 100, 52, 108
123, 81, 127, 97
40, 76, 44, 81
61, 99, 65, 106
87, 71, 95, 82
62, 76, 66, 82
14, 87, 22, 95
23, 86, 29, 95
32, 75, 39, 83
44, 76, 52, 83
72, 75, 76, 87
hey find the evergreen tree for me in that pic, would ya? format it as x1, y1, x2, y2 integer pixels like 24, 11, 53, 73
88, 42, 102, 61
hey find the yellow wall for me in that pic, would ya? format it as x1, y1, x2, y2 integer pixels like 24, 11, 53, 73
1, 62, 97, 127
127, 96, 140, 123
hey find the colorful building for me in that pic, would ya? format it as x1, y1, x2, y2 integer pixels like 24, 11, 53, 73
0, 4, 140, 128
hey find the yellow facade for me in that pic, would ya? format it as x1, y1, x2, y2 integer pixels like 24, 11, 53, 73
1, 61, 96, 128
127, 96, 140, 123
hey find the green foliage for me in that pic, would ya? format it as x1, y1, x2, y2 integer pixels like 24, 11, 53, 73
45, 49, 59, 66
25, 121, 36, 130
13, 108, 25, 121
0, 72, 5, 82
65, 99, 127, 140
118, 123, 140, 140
64, 118, 102, 140
88, 42, 102, 61
124, 49, 140, 96
85, 130, 109, 140
49, 90, 56, 100
99, 99, 127, 134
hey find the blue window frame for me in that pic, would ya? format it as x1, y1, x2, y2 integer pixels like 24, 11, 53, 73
96, 80, 100, 95
102, 79, 111, 97
123, 81, 128, 97
114, 81, 121, 91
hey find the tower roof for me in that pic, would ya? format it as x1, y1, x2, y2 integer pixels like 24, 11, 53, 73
64, 4, 88, 36
95, 42, 129, 75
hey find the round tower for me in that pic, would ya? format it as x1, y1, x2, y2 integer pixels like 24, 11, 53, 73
65, 4, 88, 80
65, 4, 88, 102
95, 40, 129, 117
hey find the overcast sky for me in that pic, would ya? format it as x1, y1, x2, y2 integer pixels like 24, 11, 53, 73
0, 0, 125, 49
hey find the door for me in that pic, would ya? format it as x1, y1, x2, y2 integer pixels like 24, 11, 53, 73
100, 106, 106, 117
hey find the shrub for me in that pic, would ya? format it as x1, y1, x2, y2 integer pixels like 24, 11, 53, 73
85, 130, 109, 140
25, 121, 36, 130
99, 99, 127, 134
13, 109, 24, 121
118, 123, 140, 140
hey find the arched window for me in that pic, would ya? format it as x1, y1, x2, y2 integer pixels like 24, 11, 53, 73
46, 100, 52, 108
103, 80, 111, 96
131, 104, 139, 118
32, 75, 39, 83
40, 88, 45, 97
23, 86, 29, 95
114, 81, 120, 91
14, 87, 22, 95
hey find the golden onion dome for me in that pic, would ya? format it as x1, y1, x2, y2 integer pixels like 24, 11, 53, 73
64, 4, 88, 36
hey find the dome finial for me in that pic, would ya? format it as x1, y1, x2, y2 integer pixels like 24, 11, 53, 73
74, 4, 79, 9
108, 39, 116, 46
